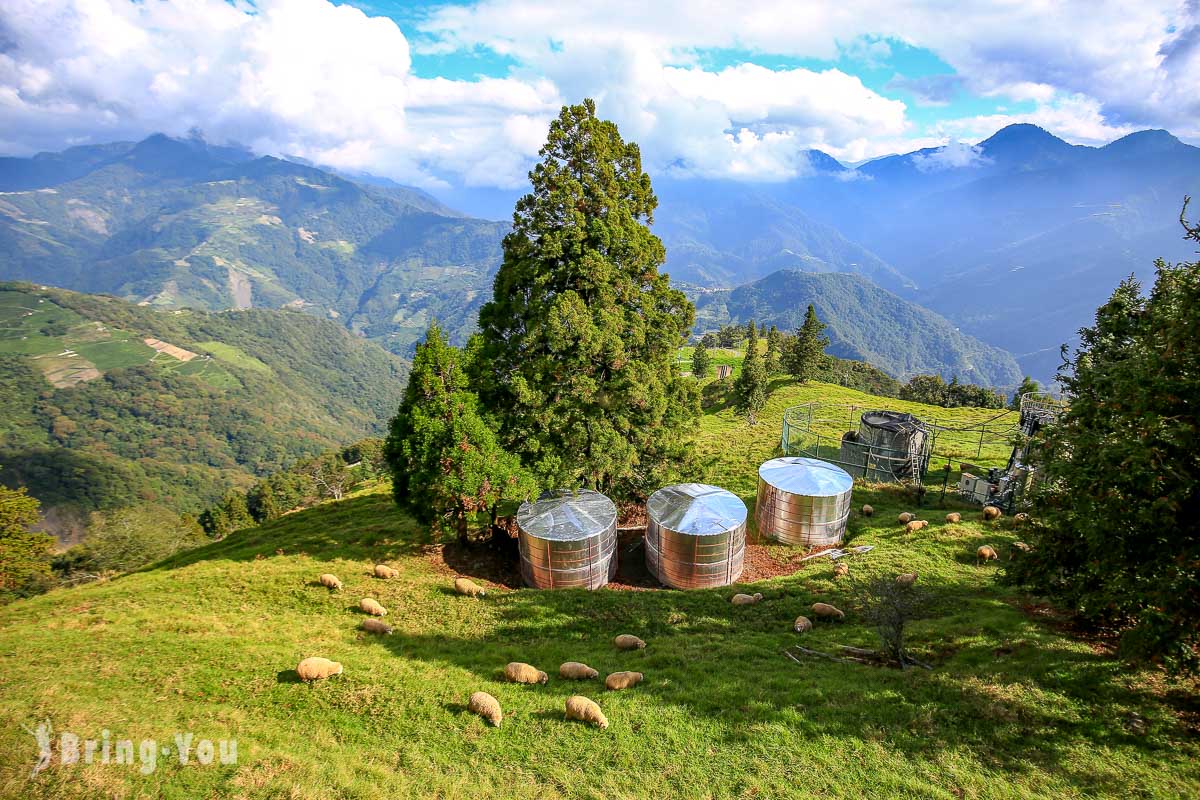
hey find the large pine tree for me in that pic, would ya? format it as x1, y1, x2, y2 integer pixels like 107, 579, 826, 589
786, 304, 830, 383
732, 320, 768, 425
475, 100, 698, 496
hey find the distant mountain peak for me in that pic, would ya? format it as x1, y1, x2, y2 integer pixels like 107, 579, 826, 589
803, 149, 847, 172
979, 123, 1071, 152
1102, 128, 1190, 156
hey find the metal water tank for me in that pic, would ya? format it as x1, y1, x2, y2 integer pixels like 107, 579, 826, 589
645, 483, 747, 589
516, 489, 618, 589
755, 457, 854, 547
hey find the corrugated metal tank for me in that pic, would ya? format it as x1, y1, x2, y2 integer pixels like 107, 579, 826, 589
516, 489, 618, 589
644, 483, 747, 589
755, 457, 854, 547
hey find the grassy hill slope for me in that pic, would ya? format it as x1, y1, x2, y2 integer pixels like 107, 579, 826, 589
0, 283, 407, 522
0, 380, 1196, 799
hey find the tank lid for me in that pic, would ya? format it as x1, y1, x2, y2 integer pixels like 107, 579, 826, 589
647, 483, 747, 536
860, 410, 924, 431
758, 457, 853, 496
516, 489, 617, 541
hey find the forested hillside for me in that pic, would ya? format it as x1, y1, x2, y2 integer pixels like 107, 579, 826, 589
0, 283, 407, 528
691, 270, 1022, 386
0, 134, 505, 354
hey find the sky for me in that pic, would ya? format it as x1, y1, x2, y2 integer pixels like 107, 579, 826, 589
1, 0, 1198, 191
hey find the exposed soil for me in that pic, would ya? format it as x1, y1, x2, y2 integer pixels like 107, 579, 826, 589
424, 517, 824, 591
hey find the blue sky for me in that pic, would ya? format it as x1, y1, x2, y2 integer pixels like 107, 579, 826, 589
2, 1, 1196, 190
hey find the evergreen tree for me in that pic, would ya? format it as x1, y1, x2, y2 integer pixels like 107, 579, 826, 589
386, 324, 535, 542
0, 480, 53, 601
475, 99, 699, 495
1010, 376, 1041, 410
732, 321, 768, 425
764, 326, 783, 375
200, 490, 254, 539
785, 304, 829, 383
691, 340, 712, 379
1004, 205, 1200, 673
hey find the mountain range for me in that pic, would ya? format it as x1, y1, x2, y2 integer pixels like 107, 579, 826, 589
2, 124, 1197, 384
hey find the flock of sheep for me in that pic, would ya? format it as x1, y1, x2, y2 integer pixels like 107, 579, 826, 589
293, 502, 1029, 730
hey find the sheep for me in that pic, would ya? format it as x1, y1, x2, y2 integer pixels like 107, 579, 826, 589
895, 572, 918, 587
359, 597, 387, 616
898, 512, 914, 524
613, 634, 646, 651
373, 564, 399, 579
793, 616, 813, 633
977, 545, 999, 564
832, 562, 849, 578
982, 505, 1003, 521
565, 695, 608, 729
1014, 512, 1031, 525
468, 691, 503, 727
605, 671, 644, 691
296, 657, 343, 681
504, 662, 548, 685
945, 512, 962, 524
861, 504, 874, 517
454, 577, 487, 598
318, 573, 342, 591
811, 602, 845, 620
559, 662, 599, 680
905, 520, 929, 533
731, 592, 764, 605
360, 618, 393, 635
1010, 541, 1032, 559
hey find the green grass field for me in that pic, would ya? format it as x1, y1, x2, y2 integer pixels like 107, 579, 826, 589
0, 382, 1197, 799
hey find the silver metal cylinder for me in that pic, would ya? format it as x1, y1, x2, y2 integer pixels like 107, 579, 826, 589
516, 490, 618, 589
755, 457, 854, 547
645, 483, 747, 589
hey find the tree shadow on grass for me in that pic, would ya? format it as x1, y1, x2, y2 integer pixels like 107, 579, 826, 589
362, 575, 1189, 795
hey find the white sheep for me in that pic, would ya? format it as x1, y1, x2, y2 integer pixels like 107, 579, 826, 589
504, 662, 548, 685
360, 618, 393, 635
359, 597, 387, 616
468, 691, 502, 727
297, 657, 343, 681
731, 592, 764, 605
373, 564, 399, 579
977, 545, 999, 564
454, 577, 487, 598
605, 671, 644, 691
565, 695, 608, 729
613, 634, 646, 650
318, 573, 342, 591
811, 602, 845, 620
559, 662, 599, 680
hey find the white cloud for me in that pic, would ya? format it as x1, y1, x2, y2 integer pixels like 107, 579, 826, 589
911, 140, 991, 172
0, 0, 1197, 190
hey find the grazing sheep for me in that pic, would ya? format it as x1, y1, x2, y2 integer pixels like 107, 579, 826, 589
793, 616, 813, 633
560, 662, 599, 680
373, 564, 399, 579
359, 597, 387, 616
468, 691, 503, 727
504, 662, 549, 685
1014, 512, 1031, 525
895, 572, 918, 587
296, 657, 343, 681
905, 520, 929, 533
861, 504, 874, 517
982, 506, 1003, 521
1010, 541, 1032, 559
605, 671, 644, 691
454, 577, 487, 598
318, 573, 342, 591
613, 634, 646, 651
360, 618, 393, 635
977, 545, 999, 564
811, 602, 845, 620
731, 592, 764, 605
945, 512, 962, 524
898, 512, 914, 524
565, 695, 608, 729
832, 562, 849, 578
